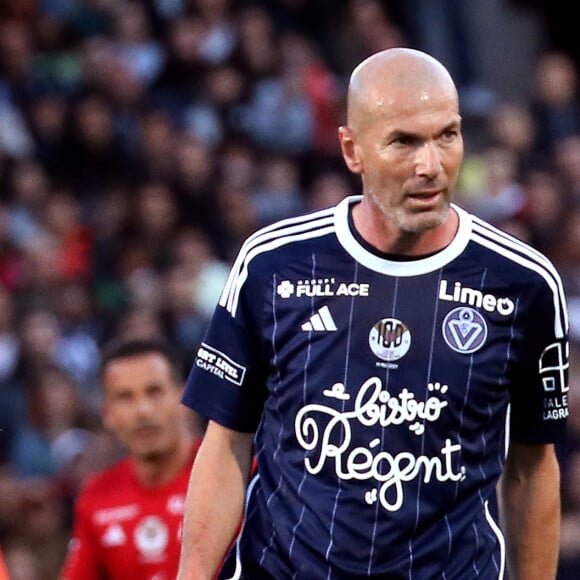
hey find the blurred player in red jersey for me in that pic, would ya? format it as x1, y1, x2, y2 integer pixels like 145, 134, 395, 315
61, 337, 205, 580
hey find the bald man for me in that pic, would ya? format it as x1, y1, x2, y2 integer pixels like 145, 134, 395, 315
178, 48, 568, 579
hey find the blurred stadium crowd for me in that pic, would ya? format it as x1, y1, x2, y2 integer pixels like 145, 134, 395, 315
0, 0, 579, 578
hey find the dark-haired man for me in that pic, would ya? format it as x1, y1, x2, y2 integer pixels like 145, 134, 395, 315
62, 338, 204, 580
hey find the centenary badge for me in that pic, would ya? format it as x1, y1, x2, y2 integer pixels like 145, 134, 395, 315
369, 318, 411, 361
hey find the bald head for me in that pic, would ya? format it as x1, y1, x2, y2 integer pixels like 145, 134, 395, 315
346, 48, 459, 131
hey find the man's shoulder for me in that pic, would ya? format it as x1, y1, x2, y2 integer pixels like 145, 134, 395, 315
78, 458, 133, 499
240, 203, 340, 257
466, 209, 558, 270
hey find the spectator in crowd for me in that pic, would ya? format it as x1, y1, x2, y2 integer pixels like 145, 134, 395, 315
457, 145, 527, 225
531, 50, 580, 157
113, 305, 167, 345
233, 3, 280, 83
60, 336, 204, 580
9, 362, 87, 479
5, 158, 50, 251
331, 0, 407, 75
239, 31, 316, 156
21, 89, 69, 180
520, 166, 566, 256
0, 285, 20, 459
159, 225, 229, 372
554, 207, 580, 342
153, 13, 207, 111
488, 100, 538, 169
12, 477, 69, 578
171, 131, 218, 235
251, 154, 305, 226
169, 226, 229, 320
40, 187, 93, 283
553, 133, 580, 202
128, 180, 179, 276
108, 1, 165, 86
54, 280, 102, 398
61, 92, 133, 197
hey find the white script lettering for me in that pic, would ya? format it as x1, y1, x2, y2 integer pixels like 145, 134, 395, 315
295, 377, 465, 511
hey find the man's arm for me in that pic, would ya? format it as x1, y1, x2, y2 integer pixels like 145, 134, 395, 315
500, 442, 561, 580
177, 420, 254, 580
60, 492, 103, 580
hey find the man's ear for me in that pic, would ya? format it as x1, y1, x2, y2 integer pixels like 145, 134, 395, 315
338, 126, 363, 174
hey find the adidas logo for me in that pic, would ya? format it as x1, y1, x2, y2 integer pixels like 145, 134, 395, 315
102, 523, 126, 546
301, 306, 337, 331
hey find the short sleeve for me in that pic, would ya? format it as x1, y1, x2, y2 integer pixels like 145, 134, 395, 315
182, 258, 268, 433
509, 275, 569, 444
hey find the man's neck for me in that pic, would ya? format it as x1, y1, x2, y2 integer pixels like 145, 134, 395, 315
133, 433, 193, 488
351, 199, 459, 256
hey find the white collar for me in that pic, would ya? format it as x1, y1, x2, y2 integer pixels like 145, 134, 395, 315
334, 195, 472, 276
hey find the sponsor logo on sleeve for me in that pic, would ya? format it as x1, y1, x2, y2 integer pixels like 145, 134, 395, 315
540, 340, 569, 421
195, 343, 246, 386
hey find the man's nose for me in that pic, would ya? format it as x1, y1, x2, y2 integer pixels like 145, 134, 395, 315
414, 141, 442, 178
135, 396, 155, 417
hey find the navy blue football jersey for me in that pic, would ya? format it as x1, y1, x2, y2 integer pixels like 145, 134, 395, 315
182, 196, 569, 579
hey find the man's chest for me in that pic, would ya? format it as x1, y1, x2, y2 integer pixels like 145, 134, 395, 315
266, 265, 523, 389
89, 492, 186, 578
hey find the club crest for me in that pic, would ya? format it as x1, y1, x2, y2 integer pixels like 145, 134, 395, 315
442, 307, 487, 354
